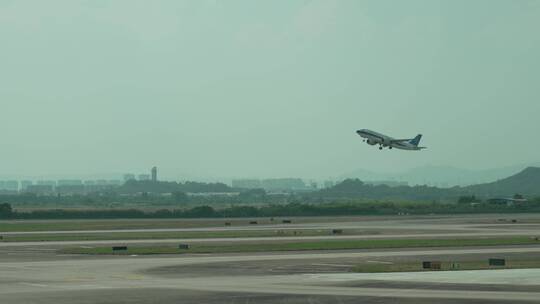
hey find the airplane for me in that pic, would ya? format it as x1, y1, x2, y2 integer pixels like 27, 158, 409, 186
356, 129, 426, 151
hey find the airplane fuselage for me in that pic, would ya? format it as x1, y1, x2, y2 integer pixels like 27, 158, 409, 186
356, 129, 425, 151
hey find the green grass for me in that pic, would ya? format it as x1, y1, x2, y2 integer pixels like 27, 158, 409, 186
1, 217, 367, 232
0, 218, 289, 232
59, 237, 540, 255
1, 229, 343, 242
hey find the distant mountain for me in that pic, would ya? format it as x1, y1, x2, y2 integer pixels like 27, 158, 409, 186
322, 167, 540, 201
340, 163, 540, 187
463, 167, 540, 197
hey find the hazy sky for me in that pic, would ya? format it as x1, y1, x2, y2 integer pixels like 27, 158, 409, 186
1, 0, 539, 180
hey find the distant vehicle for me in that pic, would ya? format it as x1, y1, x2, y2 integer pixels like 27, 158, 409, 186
356, 129, 426, 151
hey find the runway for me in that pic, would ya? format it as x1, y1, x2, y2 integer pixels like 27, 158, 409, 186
1, 248, 540, 303
2, 215, 539, 248
2, 214, 540, 303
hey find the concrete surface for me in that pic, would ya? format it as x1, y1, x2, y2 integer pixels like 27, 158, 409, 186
1, 214, 540, 303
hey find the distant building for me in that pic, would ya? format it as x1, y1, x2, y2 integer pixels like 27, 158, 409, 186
107, 180, 123, 186
20, 180, 33, 191
138, 174, 150, 181
123, 174, 136, 182
57, 180, 83, 186
487, 197, 528, 206
261, 178, 307, 191
83, 179, 122, 193
0, 180, 19, 192
96, 180, 108, 186
151, 167, 158, 182
84, 180, 100, 193
56, 184, 85, 195
8, 180, 19, 191
56, 180, 83, 194
232, 179, 262, 189
26, 184, 54, 194
233, 178, 309, 191
36, 180, 56, 187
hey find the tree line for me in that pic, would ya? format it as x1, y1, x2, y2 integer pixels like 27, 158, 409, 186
9, 170, 540, 206
118, 180, 233, 194
1, 199, 540, 220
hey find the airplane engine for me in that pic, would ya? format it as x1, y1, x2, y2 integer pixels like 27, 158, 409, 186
366, 139, 376, 145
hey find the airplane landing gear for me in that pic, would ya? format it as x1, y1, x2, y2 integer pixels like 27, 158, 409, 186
389, 146, 392, 149
379, 146, 383, 150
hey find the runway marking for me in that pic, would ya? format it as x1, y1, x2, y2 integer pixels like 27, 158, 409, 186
70, 284, 111, 289
366, 260, 393, 264
311, 263, 353, 267
27, 248, 56, 251
109, 274, 145, 280
19, 282, 48, 288
64, 275, 96, 281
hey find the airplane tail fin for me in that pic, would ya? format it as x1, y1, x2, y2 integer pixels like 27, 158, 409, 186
409, 134, 422, 146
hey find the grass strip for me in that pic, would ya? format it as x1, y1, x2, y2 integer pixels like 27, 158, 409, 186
1, 229, 343, 242
0, 220, 255, 232
59, 237, 540, 255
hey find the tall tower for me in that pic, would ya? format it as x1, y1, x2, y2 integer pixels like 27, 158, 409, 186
151, 166, 157, 182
